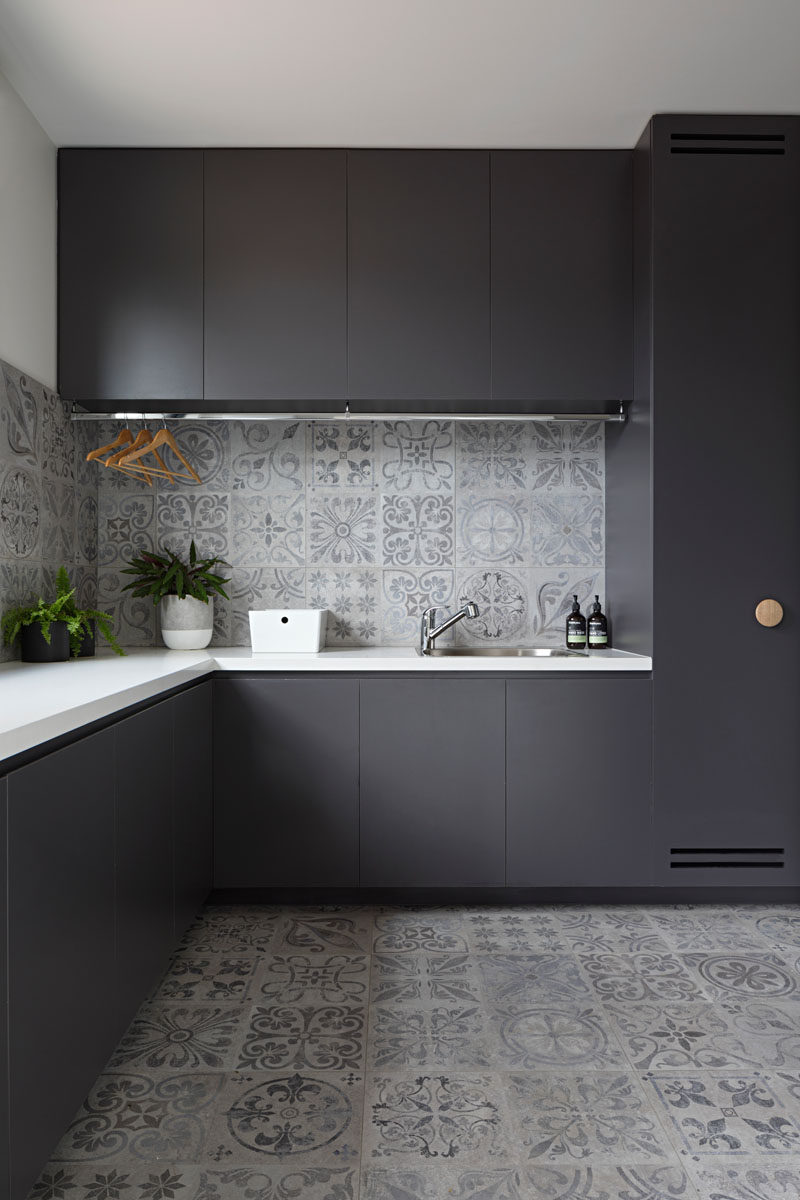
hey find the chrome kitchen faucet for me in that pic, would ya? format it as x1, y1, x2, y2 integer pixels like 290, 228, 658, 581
420, 601, 480, 654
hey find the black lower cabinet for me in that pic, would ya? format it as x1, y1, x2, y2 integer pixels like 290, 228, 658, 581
7, 730, 117, 1200
114, 702, 175, 1037
507, 678, 653, 886
360, 678, 506, 886
213, 678, 359, 887
173, 685, 213, 937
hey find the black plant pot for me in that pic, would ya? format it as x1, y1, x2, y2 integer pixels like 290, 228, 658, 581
20, 621, 70, 663
77, 620, 96, 658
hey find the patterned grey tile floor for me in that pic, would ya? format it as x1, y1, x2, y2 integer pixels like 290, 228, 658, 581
29, 903, 800, 1199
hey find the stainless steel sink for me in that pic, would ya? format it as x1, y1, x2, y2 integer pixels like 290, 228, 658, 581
418, 647, 586, 658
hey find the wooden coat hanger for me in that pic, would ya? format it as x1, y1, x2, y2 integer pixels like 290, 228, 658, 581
103, 428, 156, 486
86, 427, 133, 462
118, 427, 202, 484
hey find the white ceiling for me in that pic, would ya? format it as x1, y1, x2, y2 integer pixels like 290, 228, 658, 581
0, 0, 798, 148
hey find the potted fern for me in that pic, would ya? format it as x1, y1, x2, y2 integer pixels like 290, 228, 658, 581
121, 541, 230, 649
1, 568, 124, 661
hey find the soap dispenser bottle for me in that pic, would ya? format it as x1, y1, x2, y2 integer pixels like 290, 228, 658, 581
587, 596, 609, 649
566, 595, 587, 650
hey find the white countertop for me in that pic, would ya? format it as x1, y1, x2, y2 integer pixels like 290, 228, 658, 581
0, 645, 651, 763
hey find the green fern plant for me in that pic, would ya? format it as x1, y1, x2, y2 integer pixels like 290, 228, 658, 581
2, 587, 82, 650
121, 540, 230, 605
54, 566, 125, 657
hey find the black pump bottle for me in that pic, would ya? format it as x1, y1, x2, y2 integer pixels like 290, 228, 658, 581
566, 595, 587, 650
587, 596, 609, 648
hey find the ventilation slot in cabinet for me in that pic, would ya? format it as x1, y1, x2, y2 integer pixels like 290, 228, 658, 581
670, 132, 786, 156
670, 848, 785, 869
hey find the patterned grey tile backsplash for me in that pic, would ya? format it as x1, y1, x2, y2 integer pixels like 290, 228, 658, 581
0, 358, 98, 663
93, 416, 605, 648
0, 364, 605, 652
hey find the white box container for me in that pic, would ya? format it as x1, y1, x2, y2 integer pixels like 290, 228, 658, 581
248, 609, 327, 653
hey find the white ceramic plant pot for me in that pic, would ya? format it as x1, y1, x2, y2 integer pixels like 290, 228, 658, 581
159, 595, 213, 650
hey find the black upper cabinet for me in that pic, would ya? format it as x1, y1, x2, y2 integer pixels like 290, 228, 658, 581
204, 150, 347, 408
491, 151, 632, 410
58, 149, 203, 407
348, 150, 491, 409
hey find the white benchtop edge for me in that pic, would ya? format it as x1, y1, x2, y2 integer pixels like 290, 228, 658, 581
0, 645, 652, 762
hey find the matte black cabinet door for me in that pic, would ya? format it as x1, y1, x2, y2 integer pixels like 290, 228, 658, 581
360, 679, 505, 886
213, 678, 359, 887
115, 703, 174, 1030
7, 731, 116, 1200
647, 116, 800, 886
58, 149, 203, 405
0, 780, 6, 1200
507, 678, 652, 886
491, 151, 632, 409
348, 150, 490, 408
204, 150, 347, 407
173, 684, 213, 938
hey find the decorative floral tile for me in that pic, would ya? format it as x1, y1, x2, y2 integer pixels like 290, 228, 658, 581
509, 1072, 672, 1164
0, 362, 40, 468
649, 912, 773, 954
550, 908, 670, 955
29, 1163, 201, 1200
97, 491, 156, 567
180, 908, 281, 955
308, 491, 377, 564
381, 567, 454, 643
72, 565, 98, 612
271, 913, 373, 956
456, 495, 528, 566
492, 1005, 627, 1070
152, 956, 259, 1003
645, 1074, 800, 1159
197, 1164, 357, 1200
310, 422, 375, 488
680, 953, 799, 1003
236, 1004, 366, 1072
0, 464, 41, 557
528, 567, 605, 646
608, 1000, 800, 1073
230, 567, 305, 645
693, 1162, 800, 1200
381, 421, 454, 493
531, 492, 604, 566
371, 953, 482, 1005
578, 952, 708, 1004
306, 566, 380, 644
0, 560, 43, 663
373, 912, 468, 954
157, 492, 230, 559
231, 493, 304, 566
49, 1071, 223, 1163
41, 478, 76, 561
466, 909, 570, 954
229, 420, 305, 492
205, 1069, 363, 1166
363, 1166, 530, 1200
530, 421, 605, 492
478, 954, 593, 1013
109, 1004, 245, 1071
456, 422, 528, 490
454, 568, 528, 643
382, 494, 454, 567
525, 1164, 696, 1200
750, 911, 800, 950
170, 422, 231, 490
255, 955, 370, 1006
368, 1003, 495, 1070
41, 391, 75, 481
366, 1073, 512, 1164
75, 494, 98, 564
97, 569, 157, 645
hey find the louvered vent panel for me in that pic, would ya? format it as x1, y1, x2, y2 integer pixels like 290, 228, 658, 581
670, 848, 785, 869
670, 133, 786, 156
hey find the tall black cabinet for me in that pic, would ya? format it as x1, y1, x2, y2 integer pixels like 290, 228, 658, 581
632, 116, 800, 886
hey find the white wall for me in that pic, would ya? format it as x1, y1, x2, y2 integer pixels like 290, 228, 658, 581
0, 68, 55, 388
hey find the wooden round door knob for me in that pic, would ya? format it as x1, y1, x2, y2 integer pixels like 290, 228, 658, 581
755, 599, 784, 627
